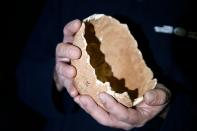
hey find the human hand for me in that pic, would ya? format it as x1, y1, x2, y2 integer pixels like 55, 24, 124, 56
74, 83, 170, 130
54, 19, 81, 97
54, 20, 170, 130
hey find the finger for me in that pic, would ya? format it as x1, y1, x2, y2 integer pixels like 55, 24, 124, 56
63, 35, 74, 43
99, 92, 131, 122
156, 83, 171, 103
99, 93, 148, 127
63, 77, 78, 97
144, 84, 170, 106
135, 99, 166, 125
55, 62, 77, 78
74, 95, 131, 129
63, 19, 81, 37
54, 71, 64, 91
56, 43, 81, 60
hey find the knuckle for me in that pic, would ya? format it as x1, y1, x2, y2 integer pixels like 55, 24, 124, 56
102, 101, 109, 109
104, 103, 114, 112
103, 99, 116, 110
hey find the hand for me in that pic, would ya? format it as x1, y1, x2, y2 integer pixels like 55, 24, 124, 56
54, 20, 171, 130
74, 83, 171, 130
54, 19, 81, 98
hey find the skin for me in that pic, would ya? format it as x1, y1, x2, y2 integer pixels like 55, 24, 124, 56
54, 19, 171, 130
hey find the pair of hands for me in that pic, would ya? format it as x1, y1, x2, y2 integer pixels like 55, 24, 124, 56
54, 20, 170, 130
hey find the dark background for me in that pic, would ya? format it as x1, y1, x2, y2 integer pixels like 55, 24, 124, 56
2, 0, 47, 130
1, 0, 196, 130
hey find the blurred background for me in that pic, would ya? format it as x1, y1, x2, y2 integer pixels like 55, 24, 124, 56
2, 0, 47, 130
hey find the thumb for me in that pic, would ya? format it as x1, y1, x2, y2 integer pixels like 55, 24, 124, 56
144, 85, 170, 106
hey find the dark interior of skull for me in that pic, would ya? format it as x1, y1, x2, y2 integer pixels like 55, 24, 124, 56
84, 22, 138, 101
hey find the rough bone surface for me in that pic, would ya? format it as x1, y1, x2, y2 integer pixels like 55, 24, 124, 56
72, 14, 157, 108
